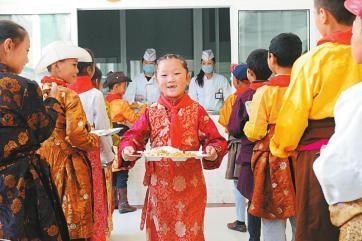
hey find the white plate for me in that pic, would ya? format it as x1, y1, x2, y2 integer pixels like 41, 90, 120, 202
91, 127, 123, 136
142, 151, 208, 162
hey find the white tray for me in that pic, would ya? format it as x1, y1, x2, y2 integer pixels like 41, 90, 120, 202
141, 151, 208, 162
91, 127, 123, 136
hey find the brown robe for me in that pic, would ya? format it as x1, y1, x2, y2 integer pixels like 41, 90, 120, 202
249, 125, 296, 219
39, 86, 99, 239
294, 118, 339, 241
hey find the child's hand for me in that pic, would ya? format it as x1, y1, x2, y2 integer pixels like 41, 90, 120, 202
48, 82, 58, 98
204, 146, 218, 161
135, 95, 145, 102
123, 146, 138, 161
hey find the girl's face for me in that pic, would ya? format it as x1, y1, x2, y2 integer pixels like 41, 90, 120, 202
156, 58, 190, 100
352, 17, 362, 64
1, 34, 30, 74
52, 58, 79, 84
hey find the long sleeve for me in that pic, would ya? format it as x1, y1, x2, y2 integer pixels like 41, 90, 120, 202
270, 44, 362, 158
110, 99, 145, 124
64, 91, 99, 151
313, 83, 362, 204
119, 109, 151, 154
227, 95, 247, 138
218, 94, 236, 128
244, 87, 269, 142
270, 60, 313, 158
198, 106, 227, 170
24, 81, 59, 143
93, 92, 114, 164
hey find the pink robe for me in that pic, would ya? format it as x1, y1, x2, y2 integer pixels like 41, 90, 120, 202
120, 94, 227, 241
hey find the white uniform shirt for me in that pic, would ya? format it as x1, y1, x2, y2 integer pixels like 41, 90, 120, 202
124, 73, 160, 104
78, 88, 114, 165
188, 73, 232, 113
313, 82, 362, 204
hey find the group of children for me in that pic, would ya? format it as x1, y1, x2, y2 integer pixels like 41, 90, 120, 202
1, 0, 362, 241
219, 0, 362, 241
0, 20, 147, 240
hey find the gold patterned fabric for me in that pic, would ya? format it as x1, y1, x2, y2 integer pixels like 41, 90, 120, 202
0, 63, 69, 240
330, 199, 362, 227
104, 165, 114, 240
119, 95, 228, 241
39, 85, 99, 239
340, 213, 362, 241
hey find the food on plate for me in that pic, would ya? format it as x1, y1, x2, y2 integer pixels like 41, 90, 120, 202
142, 146, 204, 158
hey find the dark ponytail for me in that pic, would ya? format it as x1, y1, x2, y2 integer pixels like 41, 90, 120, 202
77, 48, 95, 76
0, 20, 27, 47
196, 57, 216, 87
196, 68, 205, 87
92, 66, 102, 88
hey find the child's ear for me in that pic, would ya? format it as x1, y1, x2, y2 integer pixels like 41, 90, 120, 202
86, 65, 94, 77
269, 52, 277, 67
186, 72, 191, 85
318, 7, 329, 25
2, 38, 13, 54
247, 68, 254, 77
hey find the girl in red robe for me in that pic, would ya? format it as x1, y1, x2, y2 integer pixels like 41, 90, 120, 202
120, 54, 227, 241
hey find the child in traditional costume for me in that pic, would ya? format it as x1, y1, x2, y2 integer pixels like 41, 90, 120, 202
104, 71, 145, 213
68, 49, 113, 241
0, 20, 69, 241
244, 33, 303, 241
313, 1, 362, 240
121, 54, 227, 241
227, 49, 272, 241
36, 41, 99, 240
219, 64, 250, 232
270, 1, 362, 240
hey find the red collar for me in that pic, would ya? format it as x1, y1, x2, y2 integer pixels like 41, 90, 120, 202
249, 81, 266, 90
267, 75, 290, 87
317, 29, 352, 46
158, 94, 193, 110
68, 76, 95, 94
105, 93, 122, 103
235, 82, 250, 95
41, 76, 68, 87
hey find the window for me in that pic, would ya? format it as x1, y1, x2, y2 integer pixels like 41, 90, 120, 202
238, 10, 309, 63
0, 14, 71, 81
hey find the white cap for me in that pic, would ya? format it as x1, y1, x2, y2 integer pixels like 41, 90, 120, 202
201, 49, 214, 61
35, 41, 92, 73
143, 48, 157, 61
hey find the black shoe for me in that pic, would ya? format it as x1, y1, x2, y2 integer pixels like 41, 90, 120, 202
227, 220, 247, 232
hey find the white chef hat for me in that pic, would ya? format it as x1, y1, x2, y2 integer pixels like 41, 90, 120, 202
143, 48, 157, 61
201, 49, 215, 61
35, 41, 92, 73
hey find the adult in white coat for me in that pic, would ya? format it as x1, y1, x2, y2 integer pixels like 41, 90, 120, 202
188, 49, 232, 114
124, 48, 160, 104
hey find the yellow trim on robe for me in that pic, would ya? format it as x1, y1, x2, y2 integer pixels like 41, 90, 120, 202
270, 42, 362, 158
218, 93, 238, 128
244, 85, 289, 142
